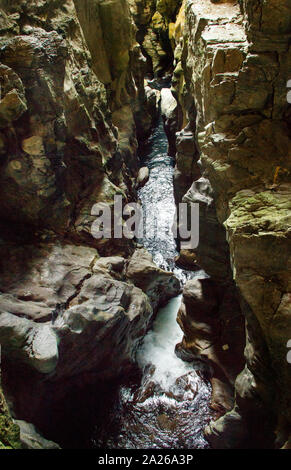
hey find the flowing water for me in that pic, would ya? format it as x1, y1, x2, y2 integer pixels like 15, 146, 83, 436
91, 87, 211, 449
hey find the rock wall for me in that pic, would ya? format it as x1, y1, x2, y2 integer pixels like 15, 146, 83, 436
0, 0, 179, 446
0, 0, 290, 450
173, 0, 291, 448
0, 0, 161, 248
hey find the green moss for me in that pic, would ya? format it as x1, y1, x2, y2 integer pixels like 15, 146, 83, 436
0, 387, 22, 449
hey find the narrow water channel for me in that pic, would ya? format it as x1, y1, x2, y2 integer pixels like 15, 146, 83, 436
91, 85, 212, 449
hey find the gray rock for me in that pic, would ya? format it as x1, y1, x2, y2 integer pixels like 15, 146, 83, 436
0, 312, 58, 374
160, 88, 179, 157
126, 248, 181, 310
15, 420, 60, 449
136, 167, 150, 189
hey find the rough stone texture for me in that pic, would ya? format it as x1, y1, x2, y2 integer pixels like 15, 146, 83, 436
160, 87, 179, 156
173, 0, 291, 448
0, 240, 179, 439
0, 0, 179, 448
15, 420, 60, 449
0, 242, 98, 322
0, 0, 159, 250
177, 277, 245, 418
136, 166, 150, 188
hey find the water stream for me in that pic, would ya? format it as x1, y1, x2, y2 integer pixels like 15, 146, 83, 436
92, 87, 211, 449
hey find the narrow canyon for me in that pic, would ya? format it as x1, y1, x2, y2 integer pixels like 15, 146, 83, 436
0, 0, 290, 450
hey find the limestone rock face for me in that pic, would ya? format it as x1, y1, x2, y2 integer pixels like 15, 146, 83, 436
173, 0, 291, 448
0, 0, 179, 448
0, 243, 98, 322
129, 0, 180, 76
177, 277, 245, 418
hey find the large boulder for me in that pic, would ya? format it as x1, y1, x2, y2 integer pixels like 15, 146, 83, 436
0, 243, 98, 322
160, 88, 179, 156
126, 248, 181, 310
0, 240, 181, 439
15, 420, 60, 450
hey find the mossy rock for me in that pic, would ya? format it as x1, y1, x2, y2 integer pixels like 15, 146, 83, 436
0, 387, 22, 449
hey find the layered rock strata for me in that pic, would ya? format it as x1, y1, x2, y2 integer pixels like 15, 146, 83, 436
173, 0, 291, 448
0, 0, 179, 446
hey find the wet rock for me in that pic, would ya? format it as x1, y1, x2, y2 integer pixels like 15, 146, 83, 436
160, 88, 179, 157
52, 273, 153, 380
0, 312, 58, 374
1, 265, 154, 428
136, 167, 150, 189
93, 256, 125, 279
174, 128, 200, 200
174, 249, 199, 271
183, 177, 232, 281
167, 372, 198, 402
0, 243, 97, 322
136, 380, 164, 403
204, 409, 246, 449
0, 385, 21, 449
172, 0, 291, 447
126, 248, 181, 310
157, 413, 177, 431
177, 277, 245, 419
15, 420, 60, 449
0, 236, 182, 433
135, 85, 161, 140
145, 85, 161, 116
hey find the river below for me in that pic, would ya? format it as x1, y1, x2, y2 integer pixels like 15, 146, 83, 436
91, 86, 212, 449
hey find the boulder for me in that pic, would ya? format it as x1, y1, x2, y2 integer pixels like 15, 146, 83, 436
172, 0, 291, 447
0, 312, 58, 374
160, 88, 179, 156
136, 166, 150, 189
177, 278, 245, 418
126, 248, 181, 310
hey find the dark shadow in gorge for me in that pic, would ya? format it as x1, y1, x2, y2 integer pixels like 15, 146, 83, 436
2, 353, 143, 449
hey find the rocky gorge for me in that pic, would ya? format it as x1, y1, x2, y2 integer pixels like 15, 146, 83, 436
0, 0, 290, 450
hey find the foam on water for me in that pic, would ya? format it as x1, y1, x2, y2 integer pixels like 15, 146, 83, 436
137, 295, 194, 389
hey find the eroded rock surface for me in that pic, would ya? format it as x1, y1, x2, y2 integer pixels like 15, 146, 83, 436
0, 0, 290, 451
0, 0, 179, 447
172, 0, 291, 448
15, 420, 60, 449
0, 240, 179, 434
